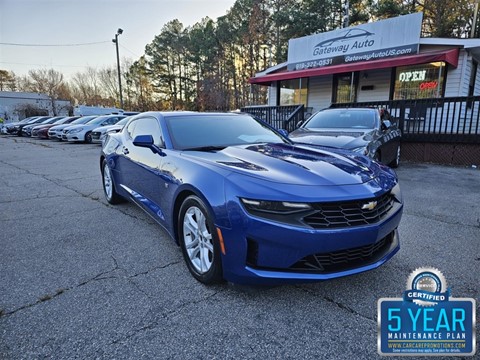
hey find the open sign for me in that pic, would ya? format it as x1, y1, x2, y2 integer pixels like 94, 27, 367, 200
420, 81, 438, 90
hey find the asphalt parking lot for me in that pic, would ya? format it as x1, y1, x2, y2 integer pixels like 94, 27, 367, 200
0, 136, 479, 359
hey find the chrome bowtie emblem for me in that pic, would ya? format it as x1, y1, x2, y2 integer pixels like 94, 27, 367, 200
361, 201, 377, 210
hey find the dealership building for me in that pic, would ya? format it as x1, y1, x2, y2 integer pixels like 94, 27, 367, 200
247, 13, 480, 165
250, 13, 480, 111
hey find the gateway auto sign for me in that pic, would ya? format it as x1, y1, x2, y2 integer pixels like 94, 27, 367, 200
287, 12, 422, 71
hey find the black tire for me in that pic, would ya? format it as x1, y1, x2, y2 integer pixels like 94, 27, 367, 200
389, 145, 401, 168
102, 159, 124, 204
178, 195, 223, 284
85, 131, 93, 144
373, 151, 381, 162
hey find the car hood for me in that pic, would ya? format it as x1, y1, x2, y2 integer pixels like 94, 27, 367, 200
65, 124, 92, 131
51, 124, 75, 131
182, 143, 381, 186
33, 124, 55, 130
289, 128, 375, 149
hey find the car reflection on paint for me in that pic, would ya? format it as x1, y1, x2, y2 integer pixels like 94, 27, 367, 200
101, 111, 403, 285
289, 108, 402, 168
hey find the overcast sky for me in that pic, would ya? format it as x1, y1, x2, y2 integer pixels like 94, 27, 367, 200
0, 0, 236, 79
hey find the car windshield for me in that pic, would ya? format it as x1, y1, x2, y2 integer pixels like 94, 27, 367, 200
305, 110, 376, 129
87, 116, 119, 125
116, 117, 130, 126
72, 116, 97, 125
27, 118, 44, 124
166, 114, 287, 150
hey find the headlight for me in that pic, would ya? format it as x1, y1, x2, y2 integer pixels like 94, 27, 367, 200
241, 198, 311, 213
240, 198, 314, 226
391, 182, 403, 203
69, 128, 83, 133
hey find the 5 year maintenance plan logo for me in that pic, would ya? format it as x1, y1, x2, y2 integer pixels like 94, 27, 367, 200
377, 267, 476, 356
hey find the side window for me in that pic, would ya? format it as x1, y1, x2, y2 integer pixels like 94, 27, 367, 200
130, 117, 164, 147
126, 121, 136, 140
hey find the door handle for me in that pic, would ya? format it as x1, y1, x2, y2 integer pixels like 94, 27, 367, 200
122, 147, 129, 155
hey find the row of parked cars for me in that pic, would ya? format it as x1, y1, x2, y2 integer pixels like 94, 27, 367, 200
1, 114, 133, 144
1, 107, 402, 167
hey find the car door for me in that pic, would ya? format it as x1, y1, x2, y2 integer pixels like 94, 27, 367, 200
118, 116, 169, 223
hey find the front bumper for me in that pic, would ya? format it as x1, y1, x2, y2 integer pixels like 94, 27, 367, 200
65, 132, 86, 142
219, 199, 403, 285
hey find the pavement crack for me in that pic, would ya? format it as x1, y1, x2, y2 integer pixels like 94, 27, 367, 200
295, 286, 375, 322
1, 256, 120, 318
94, 290, 224, 353
129, 260, 182, 279
403, 210, 480, 230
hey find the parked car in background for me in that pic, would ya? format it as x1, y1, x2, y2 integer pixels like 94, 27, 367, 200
101, 111, 403, 285
63, 115, 125, 143
22, 116, 63, 137
31, 116, 67, 137
2, 117, 38, 135
33, 116, 80, 139
49, 116, 98, 140
91, 116, 132, 144
16, 116, 51, 136
289, 108, 402, 167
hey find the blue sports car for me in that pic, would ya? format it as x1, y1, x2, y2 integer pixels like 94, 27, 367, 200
100, 112, 403, 285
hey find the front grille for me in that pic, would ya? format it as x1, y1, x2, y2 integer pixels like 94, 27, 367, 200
91, 132, 101, 140
289, 231, 395, 273
303, 192, 394, 229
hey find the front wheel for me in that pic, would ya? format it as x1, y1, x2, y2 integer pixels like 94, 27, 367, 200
85, 131, 93, 144
102, 159, 124, 204
178, 195, 223, 284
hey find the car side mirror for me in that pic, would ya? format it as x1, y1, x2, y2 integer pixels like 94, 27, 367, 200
381, 120, 392, 131
133, 135, 164, 155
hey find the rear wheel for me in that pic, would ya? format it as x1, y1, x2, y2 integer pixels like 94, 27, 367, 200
102, 159, 124, 204
389, 145, 401, 168
178, 195, 223, 284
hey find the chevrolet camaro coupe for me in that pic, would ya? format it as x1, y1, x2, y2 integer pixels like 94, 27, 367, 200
101, 112, 403, 285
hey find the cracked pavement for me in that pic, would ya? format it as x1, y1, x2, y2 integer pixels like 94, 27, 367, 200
0, 136, 479, 359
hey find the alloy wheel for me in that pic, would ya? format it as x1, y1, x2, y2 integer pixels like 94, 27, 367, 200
103, 163, 113, 200
182, 205, 214, 274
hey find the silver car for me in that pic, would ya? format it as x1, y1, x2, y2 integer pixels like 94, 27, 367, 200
90, 116, 132, 144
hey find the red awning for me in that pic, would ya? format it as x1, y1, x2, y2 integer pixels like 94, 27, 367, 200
249, 48, 459, 85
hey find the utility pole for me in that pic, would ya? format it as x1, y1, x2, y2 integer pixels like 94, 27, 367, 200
112, 28, 124, 109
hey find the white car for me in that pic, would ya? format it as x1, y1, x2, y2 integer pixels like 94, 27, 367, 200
62, 115, 125, 143
49, 116, 97, 140
90, 116, 132, 144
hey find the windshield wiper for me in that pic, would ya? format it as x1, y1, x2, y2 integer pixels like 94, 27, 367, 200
183, 145, 226, 152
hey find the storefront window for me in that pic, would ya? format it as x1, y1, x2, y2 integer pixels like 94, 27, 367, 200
279, 78, 308, 106
333, 72, 358, 103
393, 62, 445, 100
